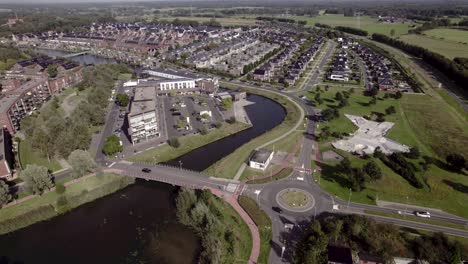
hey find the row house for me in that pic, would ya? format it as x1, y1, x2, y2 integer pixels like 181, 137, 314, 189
285, 38, 323, 86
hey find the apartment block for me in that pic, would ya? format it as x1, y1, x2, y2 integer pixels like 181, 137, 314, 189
128, 87, 159, 144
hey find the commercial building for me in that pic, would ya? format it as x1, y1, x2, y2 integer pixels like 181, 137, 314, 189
248, 148, 274, 171
125, 68, 218, 96
128, 87, 159, 144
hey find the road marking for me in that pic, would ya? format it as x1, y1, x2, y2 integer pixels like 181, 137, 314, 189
108, 162, 116, 168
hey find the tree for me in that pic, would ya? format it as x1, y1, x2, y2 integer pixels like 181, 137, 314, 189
116, 93, 130, 107
446, 153, 466, 172
0, 181, 11, 207
363, 161, 382, 180
68, 150, 96, 179
405, 147, 420, 159
385, 106, 396, 115
20, 164, 54, 195
394, 91, 403, 99
221, 97, 232, 109
338, 157, 353, 175
168, 137, 180, 148
102, 135, 122, 156
314, 93, 323, 105
335, 92, 343, 101
47, 65, 58, 78
390, 29, 395, 37
55, 182, 66, 194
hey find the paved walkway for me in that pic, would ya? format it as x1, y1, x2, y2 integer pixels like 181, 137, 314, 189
209, 188, 260, 264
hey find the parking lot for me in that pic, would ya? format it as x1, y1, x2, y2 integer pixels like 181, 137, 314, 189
164, 95, 224, 137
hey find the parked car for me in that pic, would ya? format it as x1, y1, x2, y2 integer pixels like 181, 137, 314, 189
142, 168, 151, 173
415, 211, 431, 218
272, 206, 282, 214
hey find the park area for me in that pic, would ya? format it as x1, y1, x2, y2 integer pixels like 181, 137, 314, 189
307, 85, 468, 218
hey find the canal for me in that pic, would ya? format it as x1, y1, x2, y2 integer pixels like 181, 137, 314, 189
0, 50, 286, 264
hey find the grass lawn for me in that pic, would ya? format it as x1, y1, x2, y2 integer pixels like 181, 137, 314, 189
128, 122, 250, 164
204, 83, 302, 179
238, 196, 272, 264
399, 34, 468, 59
423, 28, 468, 44
18, 139, 62, 172
309, 86, 468, 217
118, 73, 132, 80
246, 168, 293, 184
280, 190, 309, 207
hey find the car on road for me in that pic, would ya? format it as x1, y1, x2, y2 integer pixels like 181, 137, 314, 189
272, 206, 282, 214
142, 168, 151, 173
415, 211, 431, 218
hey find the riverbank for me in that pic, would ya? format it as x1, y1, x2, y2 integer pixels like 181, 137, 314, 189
0, 172, 134, 235
204, 83, 304, 179
128, 121, 251, 164
175, 188, 253, 263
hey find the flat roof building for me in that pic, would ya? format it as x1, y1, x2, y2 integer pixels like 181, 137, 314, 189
128, 87, 159, 144
248, 148, 274, 171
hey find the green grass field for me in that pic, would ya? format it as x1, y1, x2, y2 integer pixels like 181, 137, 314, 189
18, 139, 62, 172
424, 28, 468, 44
399, 34, 468, 59
308, 86, 468, 218
128, 122, 250, 164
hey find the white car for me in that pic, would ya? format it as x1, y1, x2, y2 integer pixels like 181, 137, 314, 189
415, 211, 431, 218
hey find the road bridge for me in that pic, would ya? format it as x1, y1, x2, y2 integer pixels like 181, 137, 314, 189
62, 51, 90, 58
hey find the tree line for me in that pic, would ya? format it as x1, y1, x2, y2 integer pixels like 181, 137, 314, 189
371, 33, 468, 95
176, 188, 243, 264
243, 47, 281, 75
20, 64, 131, 160
335, 26, 369, 36
295, 214, 465, 264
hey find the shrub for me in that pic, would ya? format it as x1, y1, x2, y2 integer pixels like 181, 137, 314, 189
55, 182, 66, 194
168, 137, 180, 148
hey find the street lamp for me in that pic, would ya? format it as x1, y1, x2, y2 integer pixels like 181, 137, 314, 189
347, 188, 352, 209
179, 160, 183, 170
404, 196, 409, 218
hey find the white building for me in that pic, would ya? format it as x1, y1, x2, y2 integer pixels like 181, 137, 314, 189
248, 149, 274, 171
128, 88, 159, 144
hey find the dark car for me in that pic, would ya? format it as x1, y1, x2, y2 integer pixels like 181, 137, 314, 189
272, 206, 282, 214
142, 168, 151, 173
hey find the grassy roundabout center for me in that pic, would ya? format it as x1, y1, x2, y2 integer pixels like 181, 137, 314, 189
279, 189, 310, 208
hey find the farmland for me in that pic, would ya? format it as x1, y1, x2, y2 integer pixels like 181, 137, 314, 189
399, 33, 468, 59
424, 28, 468, 44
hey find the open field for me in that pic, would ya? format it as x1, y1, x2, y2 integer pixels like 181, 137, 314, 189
204, 83, 302, 179
128, 121, 250, 164
18, 139, 62, 172
423, 28, 468, 44
308, 86, 468, 217
399, 34, 468, 59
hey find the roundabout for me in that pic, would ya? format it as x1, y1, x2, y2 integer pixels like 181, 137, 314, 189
275, 188, 315, 213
